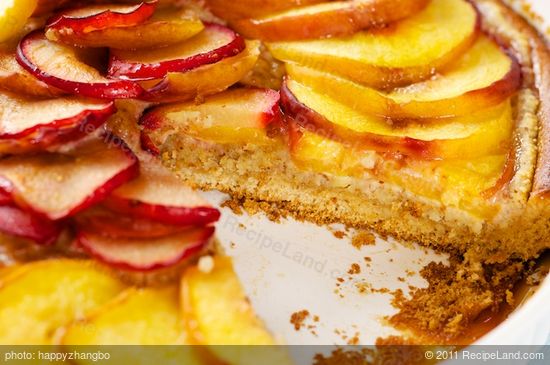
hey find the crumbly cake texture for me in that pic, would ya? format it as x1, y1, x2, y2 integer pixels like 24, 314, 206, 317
151, 0, 550, 264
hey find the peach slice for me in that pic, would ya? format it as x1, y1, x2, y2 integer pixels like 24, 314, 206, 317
46, 1, 157, 35
286, 37, 521, 119
46, 6, 204, 50
17, 31, 145, 99
0, 134, 139, 220
0, 205, 62, 245
108, 24, 245, 80
145, 40, 261, 103
0, 259, 124, 345
234, 0, 429, 42
77, 227, 214, 272
281, 79, 514, 160
103, 165, 220, 227
0, 0, 38, 43
205, 0, 325, 21
268, 0, 479, 88
141, 88, 281, 146
0, 91, 115, 154
0, 51, 65, 97
182, 256, 292, 364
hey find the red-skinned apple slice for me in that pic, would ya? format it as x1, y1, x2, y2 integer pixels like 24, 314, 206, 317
108, 24, 245, 80
46, 1, 157, 35
33, 0, 71, 16
75, 206, 191, 239
0, 52, 65, 97
46, 6, 204, 50
0, 91, 115, 154
234, 0, 430, 42
103, 165, 220, 226
0, 134, 139, 220
0, 189, 11, 205
0, 205, 62, 245
17, 31, 145, 99
205, 0, 325, 21
77, 226, 215, 272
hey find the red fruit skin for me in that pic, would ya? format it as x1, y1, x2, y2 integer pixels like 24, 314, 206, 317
0, 189, 12, 205
103, 195, 221, 226
76, 226, 215, 272
16, 31, 145, 99
0, 205, 62, 245
47, 1, 157, 34
0, 102, 116, 154
107, 23, 246, 81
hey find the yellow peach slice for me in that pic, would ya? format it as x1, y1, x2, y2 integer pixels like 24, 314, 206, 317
0, 259, 124, 345
0, 0, 37, 43
268, 0, 479, 88
286, 36, 520, 119
181, 256, 292, 365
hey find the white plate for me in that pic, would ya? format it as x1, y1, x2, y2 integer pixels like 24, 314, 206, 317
205, 0, 550, 350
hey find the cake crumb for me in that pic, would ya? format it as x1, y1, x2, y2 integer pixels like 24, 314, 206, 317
221, 198, 243, 215
348, 263, 361, 275
332, 230, 346, 239
290, 310, 310, 331
351, 231, 376, 249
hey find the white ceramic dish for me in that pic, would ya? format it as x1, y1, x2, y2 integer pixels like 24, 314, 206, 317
203, 0, 550, 352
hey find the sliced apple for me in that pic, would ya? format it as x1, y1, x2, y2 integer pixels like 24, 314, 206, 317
46, 1, 157, 35
75, 206, 190, 239
103, 165, 220, 226
0, 259, 124, 345
145, 40, 260, 103
234, 0, 429, 42
0, 0, 38, 43
77, 226, 215, 272
281, 79, 514, 160
0, 91, 115, 154
0, 51, 65, 97
47, 6, 204, 50
268, 0, 479, 88
205, 0, 325, 21
108, 24, 245, 80
0, 205, 62, 245
287, 37, 521, 119
33, 0, 71, 16
0, 189, 10, 205
0, 134, 139, 220
17, 31, 145, 99
141, 87, 281, 147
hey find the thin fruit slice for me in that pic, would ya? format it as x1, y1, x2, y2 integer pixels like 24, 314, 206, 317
46, 1, 157, 34
108, 24, 245, 80
234, 0, 429, 42
182, 256, 291, 365
0, 135, 139, 220
62, 287, 203, 364
17, 31, 145, 99
0, 51, 64, 97
286, 37, 521, 119
0, 259, 124, 345
145, 40, 260, 103
141, 88, 281, 146
0, 189, 10, 205
0, 91, 115, 154
75, 207, 190, 239
33, 0, 71, 16
47, 7, 204, 50
0, 0, 38, 43
268, 0, 479, 88
205, 0, 325, 21
0, 205, 62, 245
77, 227, 215, 272
281, 79, 513, 160
103, 165, 220, 226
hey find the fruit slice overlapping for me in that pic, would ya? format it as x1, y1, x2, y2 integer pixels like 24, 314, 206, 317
281, 79, 513, 160
286, 36, 521, 119
182, 256, 291, 365
0, 260, 125, 345
141, 88, 281, 146
0, 91, 115, 154
0, 135, 139, 220
46, 5, 204, 50
233, 0, 430, 42
268, 0, 479, 88
0, 204, 62, 245
17, 31, 145, 99
205, 0, 325, 21
108, 23, 245, 80
0, 0, 38, 43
